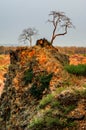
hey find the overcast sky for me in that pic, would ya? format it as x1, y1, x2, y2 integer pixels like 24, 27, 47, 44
0, 0, 86, 46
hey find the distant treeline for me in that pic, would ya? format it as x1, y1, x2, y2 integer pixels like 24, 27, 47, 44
0, 46, 17, 54
0, 46, 86, 55
57, 46, 86, 55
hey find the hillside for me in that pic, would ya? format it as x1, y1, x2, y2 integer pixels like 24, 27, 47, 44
0, 39, 86, 130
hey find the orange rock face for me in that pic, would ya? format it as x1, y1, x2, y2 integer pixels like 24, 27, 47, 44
69, 54, 86, 65
0, 55, 10, 96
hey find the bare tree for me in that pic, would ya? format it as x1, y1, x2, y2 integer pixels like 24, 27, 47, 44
48, 11, 74, 44
19, 27, 38, 46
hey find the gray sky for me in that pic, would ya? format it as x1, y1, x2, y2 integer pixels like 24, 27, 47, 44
0, 0, 86, 46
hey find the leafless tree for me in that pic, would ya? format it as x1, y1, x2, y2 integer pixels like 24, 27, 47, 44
19, 27, 38, 46
48, 11, 74, 44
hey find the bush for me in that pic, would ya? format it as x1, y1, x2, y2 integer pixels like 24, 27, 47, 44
23, 68, 33, 85
29, 73, 53, 99
65, 64, 86, 76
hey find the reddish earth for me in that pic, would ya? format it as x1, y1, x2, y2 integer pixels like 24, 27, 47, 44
69, 54, 86, 65
0, 54, 10, 96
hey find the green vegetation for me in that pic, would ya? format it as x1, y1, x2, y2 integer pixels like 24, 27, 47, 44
56, 87, 67, 94
65, 64, 86, 76
29, 115, 76, 130
29, 91, 77, 130
74, 89, 86, 98
29, 73, 53, 99
62, 105, 76, 115
39, 94, 53, 108
23, 68, 33, 85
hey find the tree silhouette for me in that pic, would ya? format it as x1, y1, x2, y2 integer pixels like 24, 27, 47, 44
19, 27, 38, 46
48, 11, 74, 44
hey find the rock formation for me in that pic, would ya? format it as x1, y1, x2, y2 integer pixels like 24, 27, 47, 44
0, 39, 86, 130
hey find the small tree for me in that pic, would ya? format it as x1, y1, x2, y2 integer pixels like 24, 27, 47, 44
19, 27, 38, 46
48, 11, 74, 44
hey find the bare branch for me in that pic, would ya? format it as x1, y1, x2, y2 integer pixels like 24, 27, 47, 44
19, 27, 38, 46
48, 10, 74, 44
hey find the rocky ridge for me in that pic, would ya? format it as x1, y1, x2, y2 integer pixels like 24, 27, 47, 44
0, 39, 86, 130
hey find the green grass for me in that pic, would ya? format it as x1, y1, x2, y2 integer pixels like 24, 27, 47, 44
65, 64, 86, 76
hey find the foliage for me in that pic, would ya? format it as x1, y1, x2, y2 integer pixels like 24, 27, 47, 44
29, 73, 53, 99
40, 72, 53, 87
65, 64, 86, 76
23, 68, 33, 85
29, 102, 76, 130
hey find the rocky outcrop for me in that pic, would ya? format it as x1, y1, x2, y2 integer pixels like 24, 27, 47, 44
0, 39, 86, 130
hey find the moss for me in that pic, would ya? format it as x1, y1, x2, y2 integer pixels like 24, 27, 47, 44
29, 117, 45, 130
39, 94, 53, 109
29, 91, 77, 129
51, 100, 60, 108
29, 114, 76, 130
62, 105, 76, 115
56, 87, 67, 94
74, 89, 86, 98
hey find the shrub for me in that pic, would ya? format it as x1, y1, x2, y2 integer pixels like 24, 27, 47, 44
65, 64, 86, 76
23, 68, 33, 85
29, 73, 53, 99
